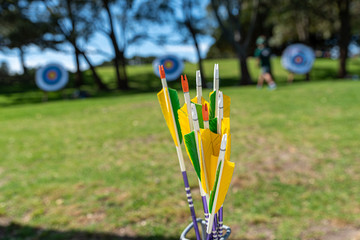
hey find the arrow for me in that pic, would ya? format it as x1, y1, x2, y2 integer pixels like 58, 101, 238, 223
156, 65, 201, 240
206, 134, 235, 238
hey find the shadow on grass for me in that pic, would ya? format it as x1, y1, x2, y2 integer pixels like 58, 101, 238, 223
0, 222, 178, 240
0, 72, 243, 108
311, 65, 338, 81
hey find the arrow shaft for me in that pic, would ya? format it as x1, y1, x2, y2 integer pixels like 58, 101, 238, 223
182, 171, 202, 240
218, 206, 223, 238
207, 135, 227, 234
160, 76, 201, 240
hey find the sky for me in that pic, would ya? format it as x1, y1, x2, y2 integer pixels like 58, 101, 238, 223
0, 32, 214, 74
0, 0, 213, 75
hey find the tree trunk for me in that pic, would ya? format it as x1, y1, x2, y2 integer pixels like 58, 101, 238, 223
186, 21, 206, 87
19, 47, 27, 75
239, 53, 252, 85
197, 54, 206, 86
80, 51, 108, 91
74, 47, 83, 87
103, 0, 128, 90
193, 35, 206, 87
210, 0, 258, 86
235, 43, 252, 85
66, 0, 83, 88
118, 50, 129, 89
337, 0, 351, 78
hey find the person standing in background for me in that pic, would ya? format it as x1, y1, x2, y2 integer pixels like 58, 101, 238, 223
254, 36, 277, 90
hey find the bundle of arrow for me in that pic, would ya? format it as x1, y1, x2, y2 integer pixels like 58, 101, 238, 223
157, 64, 235, 240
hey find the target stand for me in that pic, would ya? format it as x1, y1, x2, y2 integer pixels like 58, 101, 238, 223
180, 219, 231, 240
35, 63, 69, 101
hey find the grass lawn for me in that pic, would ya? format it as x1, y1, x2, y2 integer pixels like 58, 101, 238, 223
0, 58, 359, 239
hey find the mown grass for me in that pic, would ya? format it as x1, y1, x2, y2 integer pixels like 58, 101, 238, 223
0, 58, 359, 239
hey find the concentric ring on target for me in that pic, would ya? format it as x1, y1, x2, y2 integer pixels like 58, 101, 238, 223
153, 55, 184, 81
36, 63, 69, 92
281, 44, 315, 74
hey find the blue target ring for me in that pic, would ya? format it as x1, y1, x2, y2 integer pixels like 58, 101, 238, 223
36, 63, 68, 92
42, 67, 63, 85
281, 44, 315, 74
153, 55, 183, 81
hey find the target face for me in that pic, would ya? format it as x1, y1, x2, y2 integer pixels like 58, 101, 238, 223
36, 63, 68, 92
281, 44, 315, 74
153, 55, 184, 81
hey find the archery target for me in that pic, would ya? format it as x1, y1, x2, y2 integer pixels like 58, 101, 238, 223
281, 44, 315, 74
36, 63, 68, 92
153, 55, 183, 81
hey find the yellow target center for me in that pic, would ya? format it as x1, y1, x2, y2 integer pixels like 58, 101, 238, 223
164, 61, 173, 69
47, 71, 57, 80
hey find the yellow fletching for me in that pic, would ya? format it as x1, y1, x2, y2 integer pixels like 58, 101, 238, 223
157, 89, 179, 146
223, 94, 231, 118
178, 105, 191, 138
208, 155, 219, 191
199, 129, 221, 193
191, 96, 209, 109
221, 117, 231, 160
221, 117, 230, 134
215, 159, 235, 213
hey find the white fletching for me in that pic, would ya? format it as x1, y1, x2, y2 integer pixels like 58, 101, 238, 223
196, 70, 202, 87
196, 70, 202, 104
191, 103, 198, 121
213, 64, 219, 91
220, 134, 227, 151
191, 103, 200, 131
214, 64, 219, 79
218, 91, 223, 109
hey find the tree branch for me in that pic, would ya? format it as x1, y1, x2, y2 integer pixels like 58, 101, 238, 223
244, 0, 260, 48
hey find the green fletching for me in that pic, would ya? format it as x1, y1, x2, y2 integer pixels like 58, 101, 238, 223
184, 132, 201, 180
209, 117, 217, 133
209, 160, 222, 213
209, 91, 216, 119
168, 88, 182, 144
195, 103, 204, 129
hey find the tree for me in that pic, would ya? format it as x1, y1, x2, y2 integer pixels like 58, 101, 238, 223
176, 0, 209, 86
337, 0, 351, 78
97, 0, 177, 90
207, 0, 272, 59
210, 0, 260, 85
100, 0, 130, 90
0, 1, 55, 75
268, 0, 354, 78
0, 61, 9, 77
45, 0, 108, 90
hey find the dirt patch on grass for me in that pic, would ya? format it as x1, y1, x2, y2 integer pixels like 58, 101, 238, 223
78, 210, 107, 225
300, 220, 360, 240
115, 225, 137, 237
0, 217, 11, 226
233, 134, 321, 189
231, 223, 275, 240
